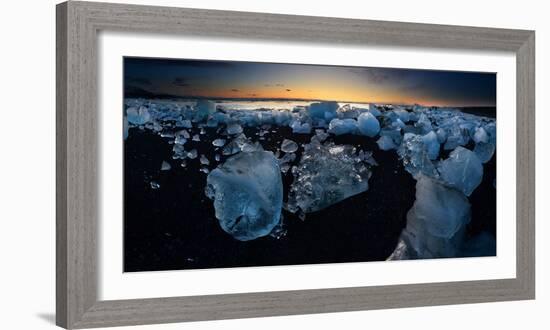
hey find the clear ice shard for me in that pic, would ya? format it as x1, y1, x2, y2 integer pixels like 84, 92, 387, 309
287, 141, 373, 214
205, 151, 283, 241
187, 149, 198, 159
357, 112, 380, 137
161, 161, 171, 171
397, 133, 438, 178
388, 175, 471, 260
212, 138, 226, 147
278, 152, 296, 171
126, 106, 151, 125
280, 139, 299, 153
443, 124, 470, 150
174, 134, 187, 145
438, 146, 483, 196
222, 134, 248, 155
200, 155, 210, 165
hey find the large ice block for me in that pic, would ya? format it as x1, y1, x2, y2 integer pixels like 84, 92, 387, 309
388, 175, 471, 259
357, 112, 380, 137
205, 151, 283, 241
438, 146, 483, 196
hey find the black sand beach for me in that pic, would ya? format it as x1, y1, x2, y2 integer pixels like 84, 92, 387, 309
124, 124, 496, 272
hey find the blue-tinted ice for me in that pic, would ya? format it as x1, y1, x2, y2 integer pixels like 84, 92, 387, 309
205, 151, 283, 241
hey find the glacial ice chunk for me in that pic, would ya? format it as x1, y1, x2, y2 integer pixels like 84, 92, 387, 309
187, 149, 198, 159
123, 116, 129, 140
174, 134, 187, 145
241, 141, 264, 153
194, 100, 216, 122
328, 118, 357, 135
161, 161, 171, 171
126, 106, 151, 125
436, 128, 447, 144
411, 175, 471, 238
290, 120, 312, 134
314, 129, 329, 142
484, 122, 496, 143
421, 131, 440, 160
280, 139, 298, 153
379, 128, 402, 146
179, 129, 190, 139
180, 119, 193, 129
226, 123, 243, 135
368, 103, 382, 117
438, 146, 483, 196
205, 151, 283, 241
397, 133, 438, 178
172, 144, 186, 160
357, 112, 380, 137
376, 135, 397, 150
474, 142, 495, 163
308, 101, 339, 121
212, 138, 226, 147
415, 113, 432, 134
473, 127, 489, 144
278, 153, 296, 174
287, 142, 373, 214
443, 123, 470, 150
388, 175, 471, 259
222, 135, 246, 155
394, 109, 410, 123
200, 155, 210, 165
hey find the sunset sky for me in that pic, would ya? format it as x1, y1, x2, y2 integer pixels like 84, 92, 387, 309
124, 57, 496, 107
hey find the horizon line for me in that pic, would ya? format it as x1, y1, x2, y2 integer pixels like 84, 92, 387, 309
124, 92, 495, 108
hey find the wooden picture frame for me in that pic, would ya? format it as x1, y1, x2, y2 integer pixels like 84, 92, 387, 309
56, 1, 535, 328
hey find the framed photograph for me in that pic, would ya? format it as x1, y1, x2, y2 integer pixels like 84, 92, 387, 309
56, 1, 535, 328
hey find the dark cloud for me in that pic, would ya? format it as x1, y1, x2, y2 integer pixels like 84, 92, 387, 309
276, 83, 284, 87
347, 68, 391, 84
126, 77, 152, 86
172, 78, 190, 87
125, 57, 235, 69
286, 89, 292, 92
264, 84, 271, 87
231, 89, 240, 92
